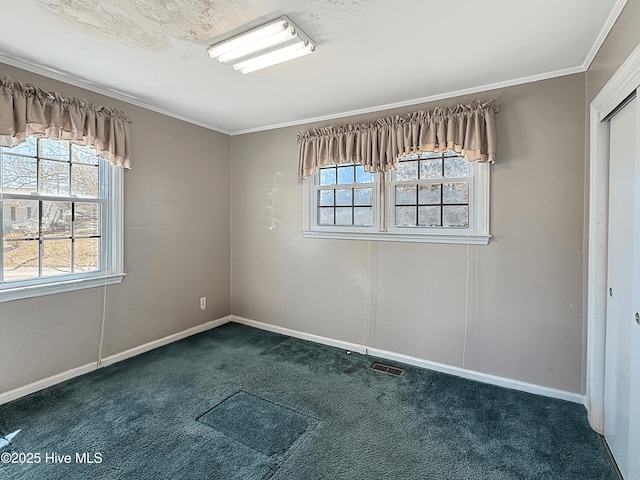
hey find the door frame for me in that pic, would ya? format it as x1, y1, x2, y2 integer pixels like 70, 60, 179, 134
587, 42, 640, 434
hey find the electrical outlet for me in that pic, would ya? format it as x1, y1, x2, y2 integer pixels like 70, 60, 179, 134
200, 297, 206, 310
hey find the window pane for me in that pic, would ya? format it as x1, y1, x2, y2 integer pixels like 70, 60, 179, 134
418, 184, 441, 205
74, 203, 100, 237
443, 182, 469, 204
396, 160, 418, 181
355, 165, 373, 183
354, 188, 372, 206
2, 155, 37, 193
318, 207, 334, 225
320, 167, 336, 186
40, 138, 69, 160
337, 166, 355, 184
354, 207, 373, 226
42, 239, 72, 277
395, 185, 417, 205
71, 144, 99, 165
335, 207, 352, 225
74, 238, 100, 272
71, 164, 99, 197
42, 201, 71, 238
444, 157, 470, 178
40, 160, 70, 196
419, 206, 441, 226
3, 137, 37, 156
4, 201, 39, 238
335, 189, 353, 206
443, 206, 469, 227
419, 159, 443, 179
3, 239, 39, 282
395, 206, 417, 226
319, 189, 334, 206
0, 136, 117, 289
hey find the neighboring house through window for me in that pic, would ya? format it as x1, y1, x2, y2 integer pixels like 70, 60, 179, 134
0, 136, 124, 301
0, 75, 129, 302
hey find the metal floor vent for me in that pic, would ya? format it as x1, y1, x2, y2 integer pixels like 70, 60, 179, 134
371, 362, 404, 376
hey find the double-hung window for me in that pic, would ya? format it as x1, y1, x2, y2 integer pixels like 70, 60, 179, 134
304, 150, 490, 244
298, 99, 497, 244
0, 136, 124, 302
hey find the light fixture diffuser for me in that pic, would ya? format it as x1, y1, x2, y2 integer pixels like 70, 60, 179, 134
207, 16, 315, 74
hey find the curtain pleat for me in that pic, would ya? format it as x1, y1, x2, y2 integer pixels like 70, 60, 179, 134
297, 99, 498, 179
0, 76, 132, 168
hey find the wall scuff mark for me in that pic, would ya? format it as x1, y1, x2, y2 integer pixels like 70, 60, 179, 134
266, 172, 284, 231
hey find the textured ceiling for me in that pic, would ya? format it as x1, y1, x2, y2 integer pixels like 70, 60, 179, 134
0, 0, 625, 134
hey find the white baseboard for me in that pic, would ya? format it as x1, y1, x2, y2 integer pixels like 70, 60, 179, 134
231, 315, 368, 354
100, 315, 231, 367
231, 315, 585, 404
1, 314, 584, 407
365, 346, 585, 404
0, 362, 96, 406
0, 315, 231, 406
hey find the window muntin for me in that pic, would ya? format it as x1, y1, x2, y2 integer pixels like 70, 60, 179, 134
1, 137, 109, 287
304, 150, 490, 244
390, 151, 471, 229
315, 163, 377, 229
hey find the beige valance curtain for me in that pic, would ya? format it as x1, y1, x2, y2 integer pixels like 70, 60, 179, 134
298, 99, 498, 179
0, 76, 131, 168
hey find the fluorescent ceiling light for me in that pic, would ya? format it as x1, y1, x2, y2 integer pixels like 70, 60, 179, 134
207, 16, 315, 74
233, 42, 315, 74
206, 20, 287, 60
217, 30, 294, 64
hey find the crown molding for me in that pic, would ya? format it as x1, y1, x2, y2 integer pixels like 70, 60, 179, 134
0, 0, 627, 137
0, 52, 231, 135
582, 0, 628, 71
231, 65, 585, 135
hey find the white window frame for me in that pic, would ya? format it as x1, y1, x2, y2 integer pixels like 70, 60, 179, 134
309, 163, 380, 235
0, 139, 125, 303
303, 154, 491, 245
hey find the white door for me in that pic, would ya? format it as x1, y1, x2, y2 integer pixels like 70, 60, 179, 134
604, 93, 640, 480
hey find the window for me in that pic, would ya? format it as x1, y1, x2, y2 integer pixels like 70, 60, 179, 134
0, 136, 124, 302
303, 150, 490, 244
314, 163, 377, 231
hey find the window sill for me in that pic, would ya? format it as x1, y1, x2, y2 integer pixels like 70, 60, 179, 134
302, 230, 491, 245
0, 274, 126, 303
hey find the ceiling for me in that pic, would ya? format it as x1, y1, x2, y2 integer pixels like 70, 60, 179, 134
0, 0, 625, 134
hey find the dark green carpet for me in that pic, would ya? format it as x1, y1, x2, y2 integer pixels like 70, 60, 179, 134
0, 323, 616, 479
197, 390, 318, 458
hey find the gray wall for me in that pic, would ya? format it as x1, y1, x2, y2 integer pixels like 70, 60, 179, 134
231, 74, 587, 394
587, 0, 640, 104
0, 63, 231, 394
3, 0, 639, 399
